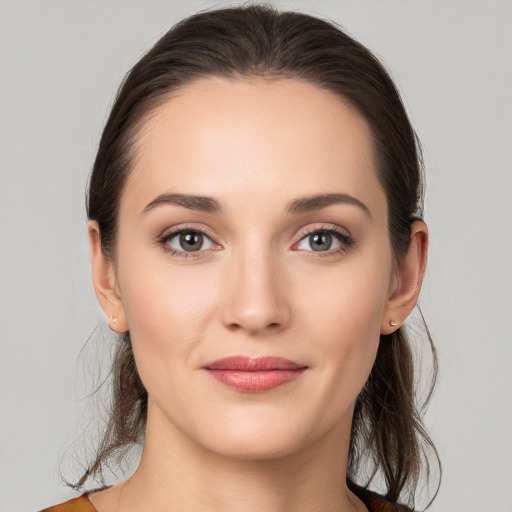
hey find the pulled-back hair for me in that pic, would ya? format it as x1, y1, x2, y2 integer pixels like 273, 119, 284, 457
71, 3, 440, 508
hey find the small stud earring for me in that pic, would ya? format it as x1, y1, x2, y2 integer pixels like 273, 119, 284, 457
109, 315, 118, 322
390, 320, 397, 327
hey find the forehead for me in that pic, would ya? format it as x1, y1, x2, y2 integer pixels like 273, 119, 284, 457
124, 76, 385, 219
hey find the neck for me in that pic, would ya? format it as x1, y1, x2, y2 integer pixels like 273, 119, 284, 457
95, 402, 365, 512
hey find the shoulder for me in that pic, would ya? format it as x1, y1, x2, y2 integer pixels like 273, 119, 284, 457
38, 494, 96, 512
349, 482, 414, 512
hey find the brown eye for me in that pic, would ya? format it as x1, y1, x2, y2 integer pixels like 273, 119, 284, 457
309, 232, 332, 252
164, 229, 215, 253
298, 230, 341, 252
295, 227, 354, 257
179, 232, 203, 252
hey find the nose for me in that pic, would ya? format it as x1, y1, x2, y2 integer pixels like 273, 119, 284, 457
220, 243, 291, 336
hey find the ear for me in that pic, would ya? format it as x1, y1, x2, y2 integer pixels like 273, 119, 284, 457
381, 220, 428, 334
88, 220, 128, 333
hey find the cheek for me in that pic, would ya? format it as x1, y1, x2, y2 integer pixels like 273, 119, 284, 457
304, 255, 390, 338
301, 254, 391, 394
314, 291, 383, 379
115, 248, 220, 382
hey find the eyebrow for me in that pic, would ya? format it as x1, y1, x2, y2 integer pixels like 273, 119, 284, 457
287, 193, 370, 217
142, 192, 371, 217
142, 193, 223, 214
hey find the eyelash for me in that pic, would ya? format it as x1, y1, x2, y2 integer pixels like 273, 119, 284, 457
158, 224, 355, 260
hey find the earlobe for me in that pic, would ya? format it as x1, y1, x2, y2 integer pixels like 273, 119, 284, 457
88, 221, 128, 333
381, 221, 428, 335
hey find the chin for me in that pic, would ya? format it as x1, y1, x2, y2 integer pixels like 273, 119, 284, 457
193, 415, 319, 461
208, 436, 305, 461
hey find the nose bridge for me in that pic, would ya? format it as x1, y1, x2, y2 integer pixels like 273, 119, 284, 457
221, 233, 290, 334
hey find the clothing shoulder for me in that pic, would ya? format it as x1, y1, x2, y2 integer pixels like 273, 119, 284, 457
39, 494, 96, 512
365, 492, 414, 512
350, 482, 414, 512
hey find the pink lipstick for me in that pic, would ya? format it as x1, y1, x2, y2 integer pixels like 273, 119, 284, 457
202, 356, 307, 392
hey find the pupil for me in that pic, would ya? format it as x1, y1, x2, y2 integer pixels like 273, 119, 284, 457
311, 232, 331, 251
180, 232, 202, 251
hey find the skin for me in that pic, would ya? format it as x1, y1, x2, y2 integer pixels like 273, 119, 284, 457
88, 77, 428, 512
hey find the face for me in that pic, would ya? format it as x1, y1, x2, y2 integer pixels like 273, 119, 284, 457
105, 77, 398, 459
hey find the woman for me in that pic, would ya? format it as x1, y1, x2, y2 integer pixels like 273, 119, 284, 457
41, 3, 439, 511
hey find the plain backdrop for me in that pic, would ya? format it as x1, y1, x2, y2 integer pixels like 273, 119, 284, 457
1, 1, 511, 511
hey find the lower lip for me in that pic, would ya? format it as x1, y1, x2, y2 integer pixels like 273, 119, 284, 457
206, 369, 306, 392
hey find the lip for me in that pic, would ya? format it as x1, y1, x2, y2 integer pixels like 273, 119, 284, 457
203, 356, 305, 371
202, 356, 308, 392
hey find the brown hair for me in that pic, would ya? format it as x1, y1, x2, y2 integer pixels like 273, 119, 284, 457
71, 3, 440, 508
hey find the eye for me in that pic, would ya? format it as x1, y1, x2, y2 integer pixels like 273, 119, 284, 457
295, 226, 354, 256
159, 227, 217, 258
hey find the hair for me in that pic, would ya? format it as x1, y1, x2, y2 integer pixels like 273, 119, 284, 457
71, 2, 440, 508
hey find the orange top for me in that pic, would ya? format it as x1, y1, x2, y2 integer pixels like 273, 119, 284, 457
40, 482, 414, 512
40, 484, 413, 512
40, 494, 96, 512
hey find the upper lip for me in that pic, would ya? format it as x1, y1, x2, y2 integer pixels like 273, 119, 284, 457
203, 356, 307, 371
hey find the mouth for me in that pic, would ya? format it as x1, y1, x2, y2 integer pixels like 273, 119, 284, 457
202, 356, 308, 392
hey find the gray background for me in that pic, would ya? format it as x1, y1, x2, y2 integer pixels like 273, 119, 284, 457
1, 1, 511, 511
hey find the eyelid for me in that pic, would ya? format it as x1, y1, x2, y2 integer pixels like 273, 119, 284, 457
158, 223, 217, 241
296, 223, 352, 242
